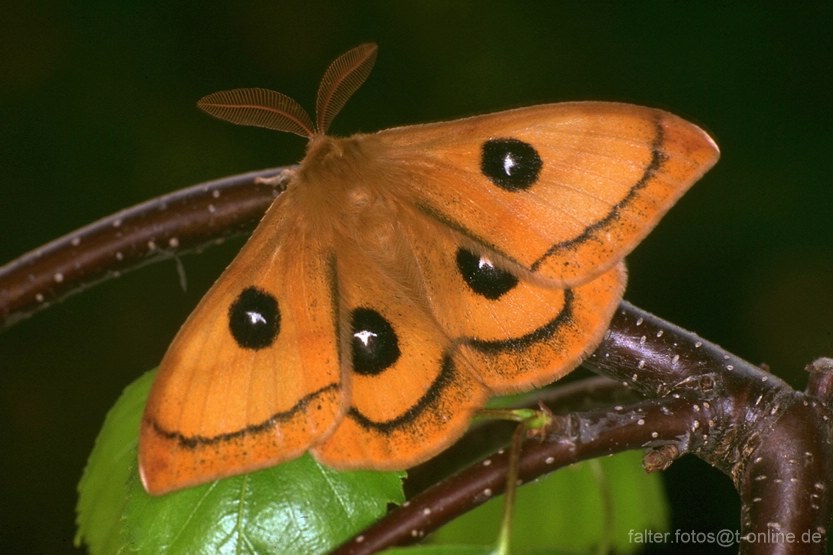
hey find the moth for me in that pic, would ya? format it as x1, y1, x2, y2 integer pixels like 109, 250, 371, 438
139, 43, 719, 494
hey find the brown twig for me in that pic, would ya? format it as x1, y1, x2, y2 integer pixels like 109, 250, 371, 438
0, 167, 288, 329
403, 375, 637, 496
333, 304, 833, 554
587, 303, 833, 554
332, 395, 705, 554
2, 168, 831, 554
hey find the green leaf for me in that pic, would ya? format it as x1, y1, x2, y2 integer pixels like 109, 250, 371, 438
76, 370, 405, 554
430, 451, 669, 554
382, 546, 495, 555
75, 369, 154, 553
125, 453, 405, 554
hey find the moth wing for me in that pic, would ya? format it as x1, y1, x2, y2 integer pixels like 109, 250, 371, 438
378, 101, 718, 286
311, 203, 621, 471
312, 230, 490, 470
397, 209, 625, 392
139, 194, 343, 494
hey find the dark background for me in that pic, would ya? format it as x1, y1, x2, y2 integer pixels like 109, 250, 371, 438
2, 2, 832, 553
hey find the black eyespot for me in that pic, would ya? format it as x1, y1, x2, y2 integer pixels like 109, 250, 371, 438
456, 248, 518, 300
481, 138, 542, 191
351, 308, 400, 376
228, 286, 280, 350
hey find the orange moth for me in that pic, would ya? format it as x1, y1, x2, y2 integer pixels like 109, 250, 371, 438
139, 43, 719, 494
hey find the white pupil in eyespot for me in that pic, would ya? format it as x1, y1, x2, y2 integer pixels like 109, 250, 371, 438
354, 330, 378, 346
478, 257, 495, 270
503, 154, 517, 175
246, 311, 267, 325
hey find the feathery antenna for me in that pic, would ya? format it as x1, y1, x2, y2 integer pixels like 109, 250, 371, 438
196, 43, 379, 139
315, 43, 378, 134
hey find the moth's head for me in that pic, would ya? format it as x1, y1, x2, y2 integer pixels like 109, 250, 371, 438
196, 43, 378, 142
